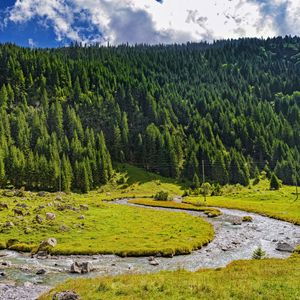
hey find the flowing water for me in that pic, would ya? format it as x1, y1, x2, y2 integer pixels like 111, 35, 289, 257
1, 199, 299, 299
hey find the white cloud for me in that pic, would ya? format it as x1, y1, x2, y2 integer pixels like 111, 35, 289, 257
286, 0, 300, 35
28, 38, 37, 48
6, 0, 300, 45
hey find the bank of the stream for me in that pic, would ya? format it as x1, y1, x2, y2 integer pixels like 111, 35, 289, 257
1, 199, 299, 299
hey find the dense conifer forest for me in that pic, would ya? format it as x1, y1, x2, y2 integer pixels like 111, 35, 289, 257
0, 36, 299, 192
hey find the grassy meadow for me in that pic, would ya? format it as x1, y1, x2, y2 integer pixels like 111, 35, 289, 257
0, 191, 213, 257
39, 253, 300, 300
184, 179, 300, 225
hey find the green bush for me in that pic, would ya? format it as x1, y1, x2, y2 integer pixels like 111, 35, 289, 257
252, 247, 266, 259
253, 176, 260, 185
154, 191, 169, 201
242, 216, 253, 222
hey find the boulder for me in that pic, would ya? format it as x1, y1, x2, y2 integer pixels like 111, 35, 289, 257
39, 238, 57, 250
80, 204, 89, 211
0, 272, 6, 277
53, 291, 80, 300
276, 242, 294, 253
70, 262, 81, 274
46, 212, 56, 220
70, 261, 94, 274
37, 191, 46, 197
36, 214, 43, 224
81, 262, 93, 274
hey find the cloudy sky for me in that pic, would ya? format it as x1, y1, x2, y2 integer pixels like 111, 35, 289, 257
0, 0, 299, 47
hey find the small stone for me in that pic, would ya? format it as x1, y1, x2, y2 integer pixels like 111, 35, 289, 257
232, 241, 240, 245
46, 212, 56, 220
59, 225, 69, 232
231, 218, 242, 225
53, 291, 80, 300
36, 214, 43, 224
5, 221, 14, 227
36, 269, 46, 275
56, 196, 63, 201
80, 204, 89, 211
78, 215, 85, 220
149, 259, 159, 266
37, 191, 46, 197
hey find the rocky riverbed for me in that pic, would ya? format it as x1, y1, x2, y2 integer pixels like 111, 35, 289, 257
1, 200, 299, 299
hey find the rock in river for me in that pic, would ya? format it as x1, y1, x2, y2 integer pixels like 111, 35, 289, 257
36, 269, 47, 275
70, 261, 94, 274
275, 242, 294, 253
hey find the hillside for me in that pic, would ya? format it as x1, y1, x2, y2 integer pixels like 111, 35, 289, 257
0, 36, 299, 192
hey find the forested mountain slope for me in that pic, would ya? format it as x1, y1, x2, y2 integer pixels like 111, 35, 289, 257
0, 36, 299, 192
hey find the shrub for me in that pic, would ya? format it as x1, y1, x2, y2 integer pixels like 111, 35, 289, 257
211, 184, 222, 196
0, 241, 6, 250
182, 190, 189, 197
252, 247, 266, 259
201, 182, 212, 199
242, 216, 253, 222
154, 191, 169, 201
253, 176, 260, 185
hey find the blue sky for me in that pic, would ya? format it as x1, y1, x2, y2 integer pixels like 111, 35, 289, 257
0, 0, 299, 48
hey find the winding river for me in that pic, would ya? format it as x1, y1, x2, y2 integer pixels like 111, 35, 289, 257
1, 199, 300, 299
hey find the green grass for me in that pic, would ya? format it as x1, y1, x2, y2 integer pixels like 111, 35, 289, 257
0, 192, 213, 257
39, 254, 300, 300
184, 179, 300, 225
91, 163, 185, 201
129, 198, 222, 217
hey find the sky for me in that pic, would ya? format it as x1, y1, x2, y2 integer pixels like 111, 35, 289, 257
0, 0, 299, 48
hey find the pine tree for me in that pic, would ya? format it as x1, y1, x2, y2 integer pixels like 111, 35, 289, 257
0, 85, 8, 109
270, 173, 280, 190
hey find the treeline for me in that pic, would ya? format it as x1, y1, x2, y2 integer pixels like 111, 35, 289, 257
0, 36, 299, 192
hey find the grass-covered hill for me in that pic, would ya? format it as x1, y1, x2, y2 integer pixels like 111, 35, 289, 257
0, 36, 299, 193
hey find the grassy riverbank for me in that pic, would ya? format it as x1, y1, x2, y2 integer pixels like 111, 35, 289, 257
128, 198, 222, 217
39, 253, 300, 300
184, 180, 300, 225
0, 194, 213, 256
